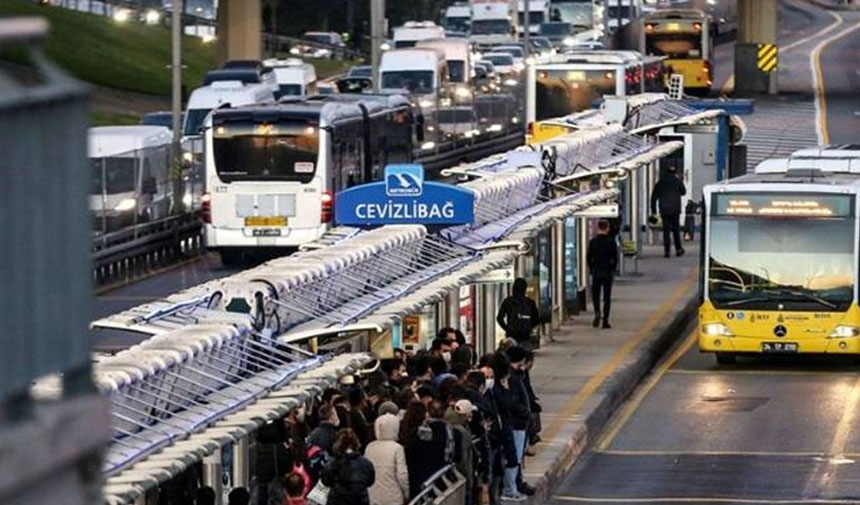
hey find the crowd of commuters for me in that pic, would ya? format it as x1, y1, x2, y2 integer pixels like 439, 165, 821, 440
193, 328, 543, 505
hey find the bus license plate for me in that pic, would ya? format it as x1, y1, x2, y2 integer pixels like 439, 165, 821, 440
762, 342, 798, 353
245, 216, 287, 227
252, 228, 281, 237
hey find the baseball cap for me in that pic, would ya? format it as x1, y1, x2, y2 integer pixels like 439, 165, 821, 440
454, 399, 476, 416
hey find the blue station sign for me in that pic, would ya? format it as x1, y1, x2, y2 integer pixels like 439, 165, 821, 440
335, 164, 475, 226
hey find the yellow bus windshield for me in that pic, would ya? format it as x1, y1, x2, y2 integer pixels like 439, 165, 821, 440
707, 194, 855, 312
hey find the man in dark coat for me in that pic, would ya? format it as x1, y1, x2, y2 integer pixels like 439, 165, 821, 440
307, 405, 340, 454
586, 219, 619, 329
496, 278, 540, 349
650, 165, 687, 258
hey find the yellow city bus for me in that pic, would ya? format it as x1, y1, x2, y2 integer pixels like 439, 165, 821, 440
642, 9, 712, 93
699, 148, 860, 364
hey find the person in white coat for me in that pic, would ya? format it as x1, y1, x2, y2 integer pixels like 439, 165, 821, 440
365, 413, 409, 505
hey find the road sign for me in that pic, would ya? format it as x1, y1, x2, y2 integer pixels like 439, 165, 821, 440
335, 164, 475, 226
757, 43, 778, 73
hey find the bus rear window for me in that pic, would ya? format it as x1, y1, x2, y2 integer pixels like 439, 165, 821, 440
645, 33, 703, 59
213, 120, 319, 183
535, 68, 616, 120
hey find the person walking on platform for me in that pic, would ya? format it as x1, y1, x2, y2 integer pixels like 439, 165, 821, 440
496, 278, 540, 350
650, 164, 687, 258
586, 219, 618, 329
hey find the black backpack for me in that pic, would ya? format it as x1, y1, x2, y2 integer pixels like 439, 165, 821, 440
507, 297, 535, 339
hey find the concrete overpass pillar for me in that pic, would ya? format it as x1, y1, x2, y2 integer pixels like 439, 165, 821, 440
217, 0, 262, 63
734, 0, 778, 95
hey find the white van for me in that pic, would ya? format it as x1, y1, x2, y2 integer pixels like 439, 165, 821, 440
393, 21, 446, 48
264, 58, 318, 98
182, 81, 275, 139
89, 126, 173, 230
379, 48, 447, 98
416, 38, 473, 85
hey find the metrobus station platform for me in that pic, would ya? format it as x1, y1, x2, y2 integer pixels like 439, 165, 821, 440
523, 244, 699, 504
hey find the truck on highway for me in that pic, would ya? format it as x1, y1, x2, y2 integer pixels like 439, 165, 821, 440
392, 21, 446, 48
444, 2, 472, 34
470, 0, 517, 46
182, 81, 275, 139
518, 0, 550, 35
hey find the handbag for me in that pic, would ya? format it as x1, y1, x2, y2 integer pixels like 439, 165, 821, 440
307, 479, 330, 505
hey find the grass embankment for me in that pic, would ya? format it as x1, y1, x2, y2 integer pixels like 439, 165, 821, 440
0, 2, 357, 125
0, 1, 216, 95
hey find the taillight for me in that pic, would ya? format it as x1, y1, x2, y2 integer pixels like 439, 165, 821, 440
526, 121, 534, 138
201, 192, 211, 224
321, 191, 333, 224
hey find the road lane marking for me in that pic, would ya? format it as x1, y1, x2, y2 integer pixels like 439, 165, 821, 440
829, 374, 860, 456
537, 268, 698, 449
595, 330, 697, 451
717, 6, 841, 96
598, 449, 824, 457
668, 369, 856, 377
811, 16, 860, 144
552, 496, 860, 504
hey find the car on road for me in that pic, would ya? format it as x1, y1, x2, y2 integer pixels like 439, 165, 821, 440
481, 53, 517, 75
292, 31, 345, 59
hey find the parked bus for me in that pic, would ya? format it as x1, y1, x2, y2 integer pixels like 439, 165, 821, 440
525, 50, 663, 125
641, 8, 713, 92
203, 96, 414, 264
699, 147, 860, 364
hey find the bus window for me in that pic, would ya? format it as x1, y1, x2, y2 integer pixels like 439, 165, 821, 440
212, 120, 319, 183
535, 68, 616, 121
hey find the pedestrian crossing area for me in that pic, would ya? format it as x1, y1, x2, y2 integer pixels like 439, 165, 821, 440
741, 96, 819, 170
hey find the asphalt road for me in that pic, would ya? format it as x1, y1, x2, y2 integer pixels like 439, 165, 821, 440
542, 7, 860, 503
546, 325, 860, 504
817, 9, 860, 144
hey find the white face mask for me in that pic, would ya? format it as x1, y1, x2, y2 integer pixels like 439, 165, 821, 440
442, 351, 452, 362
485, 378, 495, 391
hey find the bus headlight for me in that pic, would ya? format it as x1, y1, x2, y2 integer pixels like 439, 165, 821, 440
114, 198, 137, 212
702, 323, 733, 337
829, 325, 860, 338
454, 87, 471, 99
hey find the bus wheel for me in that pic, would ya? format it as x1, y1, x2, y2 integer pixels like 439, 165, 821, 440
715, 353, 737, 365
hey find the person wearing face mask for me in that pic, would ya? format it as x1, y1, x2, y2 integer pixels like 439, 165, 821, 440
307, 404, 340, 455
431, 336, 454, 363
650, 163, 687, 258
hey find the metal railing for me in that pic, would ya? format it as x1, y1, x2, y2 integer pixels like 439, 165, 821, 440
409, 465, 468, 505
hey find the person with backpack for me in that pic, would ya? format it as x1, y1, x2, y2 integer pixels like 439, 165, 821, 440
496, 278, 540, 350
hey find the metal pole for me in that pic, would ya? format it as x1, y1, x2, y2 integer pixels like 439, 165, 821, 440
171, 0, 184, 214
371, 0, 385, 93
171, 0, 182, 141
523, 0, 530, 57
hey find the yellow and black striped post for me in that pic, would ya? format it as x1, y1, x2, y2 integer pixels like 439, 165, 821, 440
757, 43, 778, 73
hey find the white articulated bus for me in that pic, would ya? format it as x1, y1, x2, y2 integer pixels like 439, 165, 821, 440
203, 95, 415, 264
